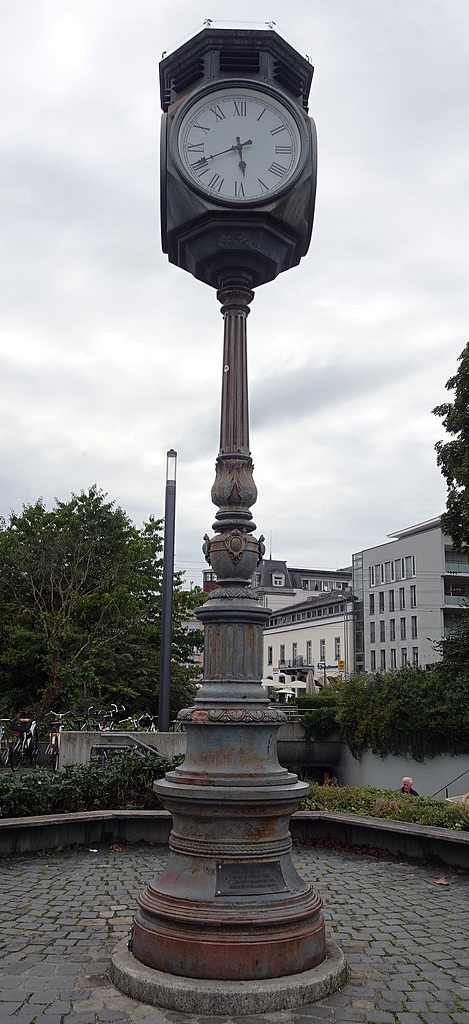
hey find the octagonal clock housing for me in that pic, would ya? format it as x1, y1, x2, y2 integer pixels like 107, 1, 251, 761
160, 28, 317, 289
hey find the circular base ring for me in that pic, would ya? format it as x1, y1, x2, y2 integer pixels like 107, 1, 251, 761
110, 937, 347, 1015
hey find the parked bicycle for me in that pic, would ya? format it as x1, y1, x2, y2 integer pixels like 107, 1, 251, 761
9, 719, 38, 771
0, 719, 11, 767
45, 711, 75, 771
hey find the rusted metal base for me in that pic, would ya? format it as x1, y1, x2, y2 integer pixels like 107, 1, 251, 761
111, 937, 347, 1014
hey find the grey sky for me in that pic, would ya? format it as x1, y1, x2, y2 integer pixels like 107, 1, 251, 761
1, 1, 468, 584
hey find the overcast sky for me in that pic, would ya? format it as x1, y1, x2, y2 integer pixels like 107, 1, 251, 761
1, 0, 468, 585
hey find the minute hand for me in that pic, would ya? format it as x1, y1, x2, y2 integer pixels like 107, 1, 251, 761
192, 140, 252, 167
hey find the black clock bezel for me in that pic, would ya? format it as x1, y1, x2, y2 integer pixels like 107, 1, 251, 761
170, 79, 310, 209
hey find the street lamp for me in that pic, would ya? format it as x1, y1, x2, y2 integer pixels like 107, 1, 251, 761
158, 449, 177, 734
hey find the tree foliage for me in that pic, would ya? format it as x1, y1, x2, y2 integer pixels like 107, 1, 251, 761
0, 486, 203, 716
298, 662, 469, 761
433, 340, 469, 551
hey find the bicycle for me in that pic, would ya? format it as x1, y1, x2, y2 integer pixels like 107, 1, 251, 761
9, 719, 38, 771
0, 719, 11, 767
45, 711, 74, 771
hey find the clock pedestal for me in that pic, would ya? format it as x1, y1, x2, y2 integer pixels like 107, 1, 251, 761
124, 283, 345, 1002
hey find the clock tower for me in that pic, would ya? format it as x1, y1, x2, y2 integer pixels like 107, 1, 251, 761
112, 27, 346, 1013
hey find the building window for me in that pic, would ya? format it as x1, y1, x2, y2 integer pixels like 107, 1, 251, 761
370, 566, 375, 587
400, 617, 406, 641
267, 646, 272, 665
272, 573, 285, 587
412, 647, 419, 666
370, 621, 376, 644
395, 559, 402, 581
292, 642, 298, 662
380, 650, 386, 670
379, 620, 386, 642
384, 561, 391, 583
302, 579, 309, 589
399, 587, 405, 610
328, 606, 334, 615
390, 649, 396, 669
401, 648, 407, 667
389, 589, 395, 612
389, 618, 396, 641
334, 637, 340, 660
411, 615, 417, 639
410, 585, 416, 608
279, 644, 285, 663
379, 591, 385, 613
370, 651, 376, 671
306, 640, 312, 665
369, 594, 375, 615
319, 639, 326, 662
380, 564, 385, 583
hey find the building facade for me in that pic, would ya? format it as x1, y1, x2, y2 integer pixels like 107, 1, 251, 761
352, 517, 469, 674
263, 589, 355, 697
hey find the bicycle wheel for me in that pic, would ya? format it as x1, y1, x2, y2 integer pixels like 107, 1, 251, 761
52, 744, 59, 772
0, 743, 9, 767
9, 741, 21, 772
29, 734, 39, 769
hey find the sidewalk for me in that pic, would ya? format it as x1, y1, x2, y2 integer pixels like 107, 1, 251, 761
1, 841, 468, 1024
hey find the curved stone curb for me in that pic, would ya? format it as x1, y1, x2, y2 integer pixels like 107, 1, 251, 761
110, 936, 347, 1014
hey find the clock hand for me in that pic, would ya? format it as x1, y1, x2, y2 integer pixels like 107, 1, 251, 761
191, 139, 253, 169
191, 145, 237, 167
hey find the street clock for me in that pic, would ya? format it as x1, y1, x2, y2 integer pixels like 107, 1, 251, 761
160, 28, 317, 289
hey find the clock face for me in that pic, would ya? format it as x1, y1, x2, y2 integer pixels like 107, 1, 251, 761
175, 87, 303, 205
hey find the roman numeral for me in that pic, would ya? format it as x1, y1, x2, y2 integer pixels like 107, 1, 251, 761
233, 100, 246, 116
257, 108, 266, 120
275, 145, 292, 154
194, 163, 209, 176
208, 173, 224, 192
258, 178, 268, 192
270, 124, 286, 136
268, 161, 287, 177
209, 104, 225, 121
188, 142, 204, 152
234, 181, 245, 197
193, 121, 210, 134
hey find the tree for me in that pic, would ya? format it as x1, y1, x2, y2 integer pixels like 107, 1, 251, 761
0, 486, 203, 716
433, 341, 469, 551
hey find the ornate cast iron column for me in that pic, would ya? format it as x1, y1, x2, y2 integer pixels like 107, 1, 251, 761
131, 281, 326, 980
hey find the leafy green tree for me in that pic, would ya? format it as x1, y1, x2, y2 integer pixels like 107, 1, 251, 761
433, 606, 469, 680
0, 486, 203, 716
333, 667, 469, 760
433, 341, 469, 551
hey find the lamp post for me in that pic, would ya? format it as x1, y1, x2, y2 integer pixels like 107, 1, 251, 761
158, 449, 177, 734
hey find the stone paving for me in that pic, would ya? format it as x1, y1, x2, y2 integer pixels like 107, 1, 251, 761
1, 841, 468, 1024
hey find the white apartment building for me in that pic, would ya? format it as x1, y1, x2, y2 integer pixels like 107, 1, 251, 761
263, 589, 356, 697
352, 517, 469, 674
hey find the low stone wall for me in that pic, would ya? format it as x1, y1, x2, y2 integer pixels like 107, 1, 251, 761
1, 809, 467, 869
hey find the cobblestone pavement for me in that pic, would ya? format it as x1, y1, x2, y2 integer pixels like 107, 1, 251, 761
1, 841, 468, 1024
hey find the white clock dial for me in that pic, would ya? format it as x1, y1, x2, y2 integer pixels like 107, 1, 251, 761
176, 87, 303, 204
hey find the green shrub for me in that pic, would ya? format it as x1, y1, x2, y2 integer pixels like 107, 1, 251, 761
300, 708, 338, 740
0, 749, 183, 818
300, 782, 469, 831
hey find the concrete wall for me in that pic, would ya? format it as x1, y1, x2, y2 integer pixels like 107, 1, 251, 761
59, 731, 187, 768
336, 744, 469, 799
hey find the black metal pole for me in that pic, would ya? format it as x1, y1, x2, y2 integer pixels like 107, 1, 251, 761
158, 449, 177, 733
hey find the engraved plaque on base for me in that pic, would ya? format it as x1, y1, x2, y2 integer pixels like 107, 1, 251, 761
216, 860, 288, 896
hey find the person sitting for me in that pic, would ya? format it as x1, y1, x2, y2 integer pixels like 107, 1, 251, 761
401, 776, 419, 796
